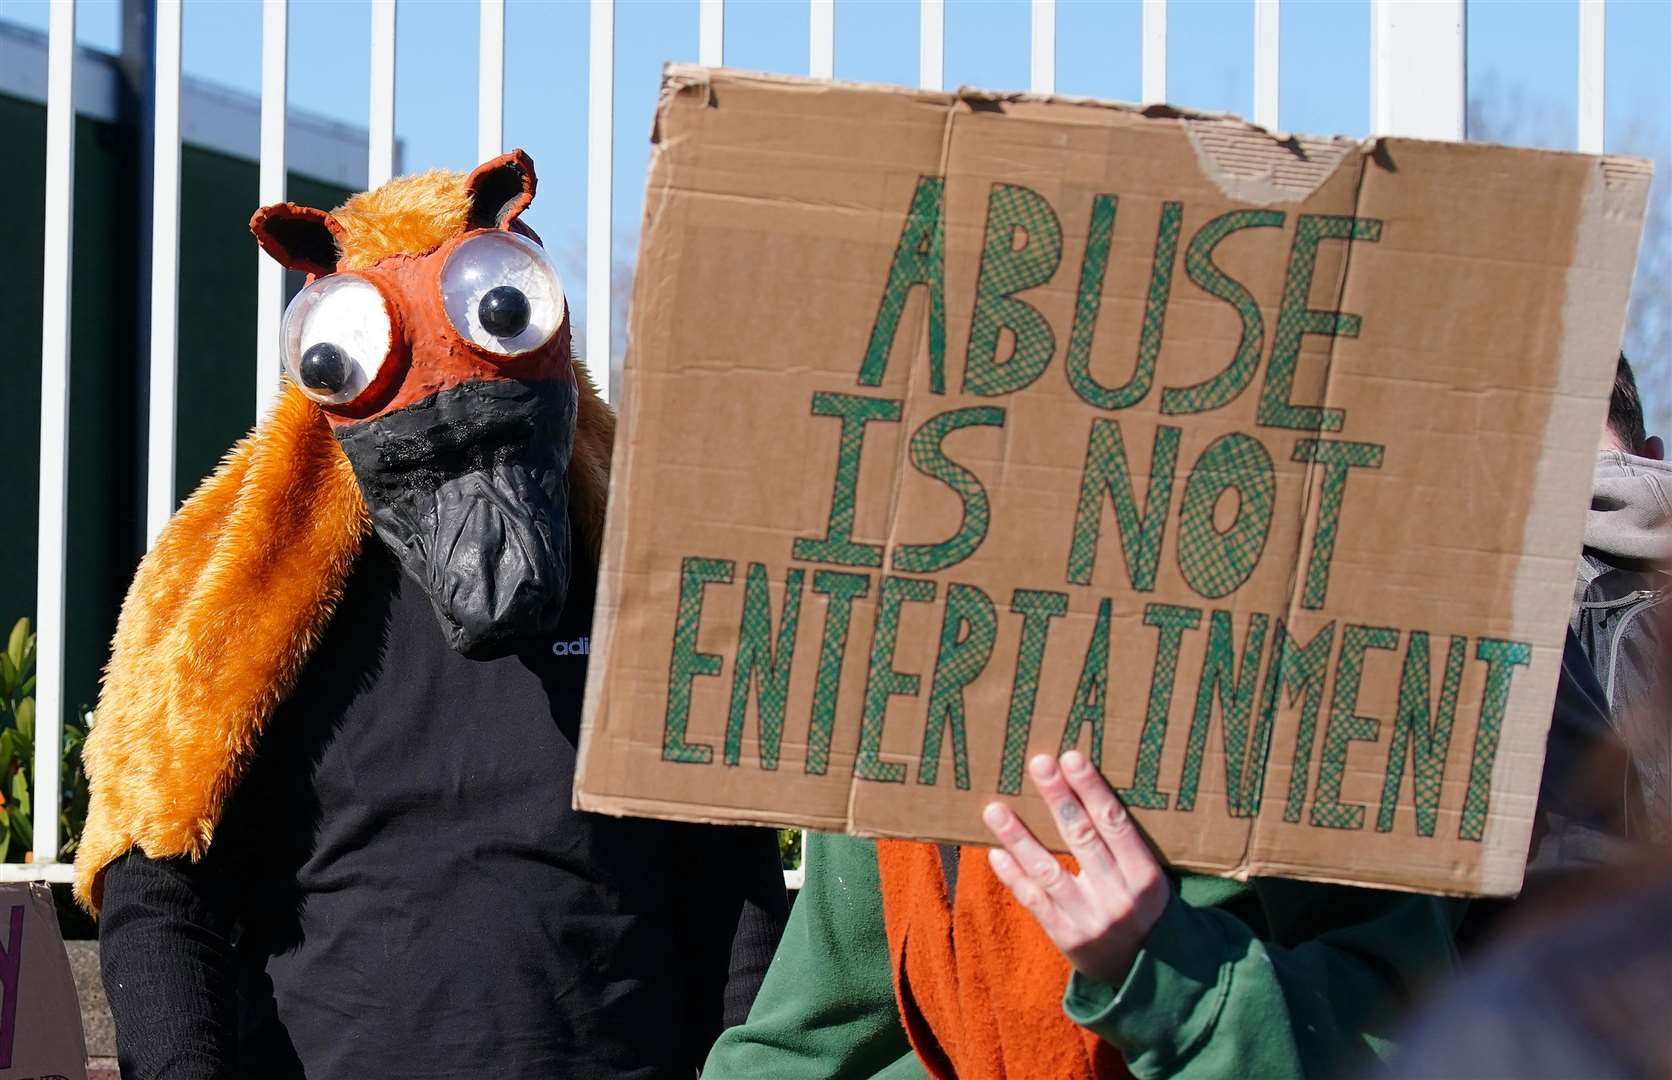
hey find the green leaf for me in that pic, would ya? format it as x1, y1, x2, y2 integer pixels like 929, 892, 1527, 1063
18, 676, 34, 699
0, 729, 13, 764
11, 770, 29, 817
6, 619, 28, 671
14, 698, 33, 744
8, 804, 30, 848
0, 654, 14, 700
0, 827, 10, 863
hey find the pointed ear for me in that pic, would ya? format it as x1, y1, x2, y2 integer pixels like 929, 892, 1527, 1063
466, 149, 537, 230
250, 204, 344, 277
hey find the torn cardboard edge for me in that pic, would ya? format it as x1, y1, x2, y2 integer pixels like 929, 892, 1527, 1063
653, 64, 1651, 199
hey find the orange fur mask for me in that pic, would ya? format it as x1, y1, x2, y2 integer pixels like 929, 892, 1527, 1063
75, 152, 614, 911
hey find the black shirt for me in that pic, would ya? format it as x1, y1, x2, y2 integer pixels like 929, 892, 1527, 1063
99, 541, 786, 1079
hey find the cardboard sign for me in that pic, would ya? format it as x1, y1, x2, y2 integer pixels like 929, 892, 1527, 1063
576, 68, 1652, 897
0, 884, 88, 1080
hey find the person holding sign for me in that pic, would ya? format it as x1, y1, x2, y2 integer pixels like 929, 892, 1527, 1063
705, 754, 1461, 1079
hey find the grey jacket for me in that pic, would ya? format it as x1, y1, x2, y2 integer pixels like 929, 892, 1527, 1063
1570, 450, 1670, 845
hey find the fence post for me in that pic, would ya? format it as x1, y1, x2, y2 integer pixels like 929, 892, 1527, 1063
1254, 0, 1279, 128
1031, 0, 1054, 95
1577, 0, 1605, 153
369, 0, 398, 186
1371, 0, 1466, 140
588, 0, 615, 401
920, 0, 942, 91
33, 0, 77, 871
478, 0, 505, 163
255, 0, 289, 420
145, 0, 183, 548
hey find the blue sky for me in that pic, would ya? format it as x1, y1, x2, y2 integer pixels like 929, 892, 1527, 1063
4, 0, 1668, 412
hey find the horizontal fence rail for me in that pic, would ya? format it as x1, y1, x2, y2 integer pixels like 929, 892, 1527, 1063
14, 0, 1621, 890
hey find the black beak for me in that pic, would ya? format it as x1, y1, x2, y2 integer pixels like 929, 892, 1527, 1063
335, 377, 578, 659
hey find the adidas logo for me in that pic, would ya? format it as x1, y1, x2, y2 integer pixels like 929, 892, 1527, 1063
551, 636, 591, 657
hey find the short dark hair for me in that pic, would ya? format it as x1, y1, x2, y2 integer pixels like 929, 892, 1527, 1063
1608, 352, 1647, 452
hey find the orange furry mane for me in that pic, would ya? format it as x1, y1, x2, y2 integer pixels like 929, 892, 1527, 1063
75, 165, 615, 912
331, 168, 475, 270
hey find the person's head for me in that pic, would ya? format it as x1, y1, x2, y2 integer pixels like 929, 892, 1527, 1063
252, 151, 587, 659
1601, 352, 1664, 460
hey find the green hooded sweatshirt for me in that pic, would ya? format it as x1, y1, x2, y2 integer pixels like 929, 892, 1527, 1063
706, 834, 1462, 1080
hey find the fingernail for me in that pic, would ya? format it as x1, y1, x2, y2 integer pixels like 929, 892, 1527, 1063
1029, 754, 1057, 780
983, 803, 1009, 828
1062, 750, 1088, 773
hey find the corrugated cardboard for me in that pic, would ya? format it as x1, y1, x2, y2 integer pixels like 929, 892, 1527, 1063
576, 67, 1652, 897
0, 883, 88, 1080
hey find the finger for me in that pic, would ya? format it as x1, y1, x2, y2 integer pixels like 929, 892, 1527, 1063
1059, 750, 1165, 898
983, 801, 1089, 916
987, 847, 1075, 942
1029, 753, 1127, 892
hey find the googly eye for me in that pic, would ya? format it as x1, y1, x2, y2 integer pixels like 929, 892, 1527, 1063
280, 275, 395, 405
439, 230, 566, 357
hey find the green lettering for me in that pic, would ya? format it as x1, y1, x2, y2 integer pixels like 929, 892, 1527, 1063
1292, 438, 1384, 609
1059, 597, 1114, 766
918, 584, 998, 789
1178, 610, 1270, 815
1258, 214, 1382, 431
1066, 420, 1181, 590
1176, 432, 1276, 599
859, 176, 948, 392
894, 406, 1007, 573
725, 564, 805, 769
805, 570, 871, 776
1068, 200, 1182, 411
1272, 621, 1338, 822
963, 183, 1063, 397
792, 392, 904, 568
1460, 638, 1533, 841
1160, 209, 1285, 415
1119, 602, 1203, 809
998, 589, 1070, 794
1311, 624, 1399, 830
857, 576, 938, 783
1377, 632, 1467, 836
663, 557, 735, 764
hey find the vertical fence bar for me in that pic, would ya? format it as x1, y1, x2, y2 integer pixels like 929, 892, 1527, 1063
588, 0, 615, 401
256, 0, 289, 420
369, 0, 398, 186
1577, 0, 1604, 153
920, 0, 943, 91
700, 0, 723, 66
1142, 0, 1166, 104
478, 0, 505, 163
146, 0, 183, 547
1371, 0, 1466, 140
34, 0, 76, 868
1254, 0, 1279, 128
810, 0, 833, 79
1030, 0, 1054, 94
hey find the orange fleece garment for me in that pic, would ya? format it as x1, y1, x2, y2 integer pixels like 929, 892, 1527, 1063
877, 839, 1135, 1080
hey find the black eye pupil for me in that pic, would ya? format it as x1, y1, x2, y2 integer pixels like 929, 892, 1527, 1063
478, 285, 531, 338
299, 342, 349, 393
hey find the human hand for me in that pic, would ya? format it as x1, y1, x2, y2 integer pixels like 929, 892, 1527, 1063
982, 750, 1171, 987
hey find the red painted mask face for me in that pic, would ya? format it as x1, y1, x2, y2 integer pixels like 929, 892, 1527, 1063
250, 152, 581, 660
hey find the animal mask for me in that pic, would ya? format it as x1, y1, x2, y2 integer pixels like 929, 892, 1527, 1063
252, 150, 576, 658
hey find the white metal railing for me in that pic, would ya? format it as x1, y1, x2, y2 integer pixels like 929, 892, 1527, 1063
26, 0, 76, 885
11, 0, 1618, 887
